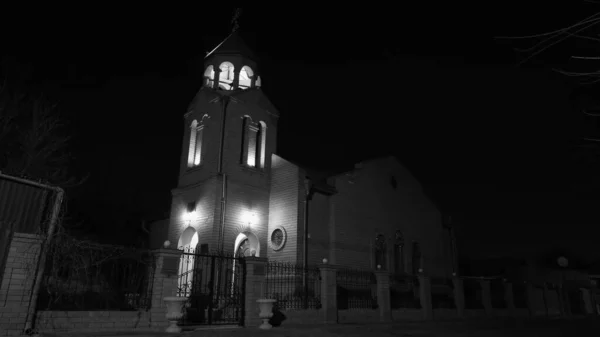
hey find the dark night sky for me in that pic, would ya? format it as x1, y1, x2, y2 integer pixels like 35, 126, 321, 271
2, 3, 599, 260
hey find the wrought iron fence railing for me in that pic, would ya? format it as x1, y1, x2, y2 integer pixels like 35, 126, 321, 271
264, 261, 321, 310
336, 268, 377, 310
176, 247, 246, 326
390, 272, 420, 309
430, 276, 455, 309
36, 238, 154, 311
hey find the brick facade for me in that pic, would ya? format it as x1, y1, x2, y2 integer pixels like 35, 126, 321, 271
156, 33, 454, 283
0, 233, 41, 336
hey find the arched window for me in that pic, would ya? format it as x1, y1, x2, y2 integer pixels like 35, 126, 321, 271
218, 62, 235, 90
187, 120, 204, 168
257, 121, 267, 169
394, 230, 404, 273
241, 117, 267, 169
239, 65, 254, 89
203, 65, 215, 88
375, 234, 387, 270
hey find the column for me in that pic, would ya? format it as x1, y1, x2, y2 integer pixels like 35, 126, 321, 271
213, 68, 221, 89
319, 263, 338, 324
452, 275, 465, 318
374, 270, 391, 322
480, 279, 493, 316
244, 257, 268, 327
503, 281, 516, 316
149, 248, 183, 329
418, 274, 433, 320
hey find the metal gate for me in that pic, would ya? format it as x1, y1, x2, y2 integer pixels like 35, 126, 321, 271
177, 249, 246, 326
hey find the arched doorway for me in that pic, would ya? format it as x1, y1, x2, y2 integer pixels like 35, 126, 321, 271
178, 227, 199, 296
233, 232, 260, 258
231, 232, 260, 295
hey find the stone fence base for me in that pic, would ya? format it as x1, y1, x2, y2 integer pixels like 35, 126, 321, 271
34, 311, 162, 334
338, 309, 379, 323
277, 309, 323, 325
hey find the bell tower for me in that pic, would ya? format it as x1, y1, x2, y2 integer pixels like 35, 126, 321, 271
168, 25, 280, 258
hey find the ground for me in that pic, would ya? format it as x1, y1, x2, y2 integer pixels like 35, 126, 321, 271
40, 317, 600, 337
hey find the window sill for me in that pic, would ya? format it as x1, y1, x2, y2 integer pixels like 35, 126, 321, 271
240, 164, 266, 175
186, 164, 204, 173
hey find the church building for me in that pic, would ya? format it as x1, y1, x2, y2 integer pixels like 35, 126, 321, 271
157, 31, 456, 279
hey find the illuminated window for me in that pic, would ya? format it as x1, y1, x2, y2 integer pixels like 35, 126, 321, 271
218, 62, 235, 90
203, 65, 215, 88
239, 65, 254, 89
257, 122, 266, 169
255, 76, 262, 88
241, 117, 267, 169
187, 120, 204, 168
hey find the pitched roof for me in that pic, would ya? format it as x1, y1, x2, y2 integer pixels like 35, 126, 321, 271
205, 31, 257, 61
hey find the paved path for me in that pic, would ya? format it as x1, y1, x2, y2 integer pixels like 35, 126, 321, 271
40, 317, 600, 337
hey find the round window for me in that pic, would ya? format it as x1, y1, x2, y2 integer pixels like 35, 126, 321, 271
270, 227, 287, 251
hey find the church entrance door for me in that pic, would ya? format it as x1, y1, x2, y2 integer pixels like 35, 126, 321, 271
178, 249, 246, 326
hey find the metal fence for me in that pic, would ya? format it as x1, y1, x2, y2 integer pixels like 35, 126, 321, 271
431, 277, 455, 309
463, 278, 484, 309
0, 222, 15, 290
390, 272, 420, 309
36, 238, 154, 311
264, 261, 321, 310
0, 174, 62, 289
177, 247, 246, 325
336, 268, 377, 310
490, 278, 507, 308
512, 281, 528, 309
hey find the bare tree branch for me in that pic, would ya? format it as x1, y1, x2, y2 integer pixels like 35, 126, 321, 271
497, 3, 600, 145
0, 78, 88, 188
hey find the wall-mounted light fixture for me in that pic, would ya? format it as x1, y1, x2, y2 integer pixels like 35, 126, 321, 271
241, 211, 257, 227
182, 201, 197, 224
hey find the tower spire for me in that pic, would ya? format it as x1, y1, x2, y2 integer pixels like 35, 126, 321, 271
231, 8, 242, 33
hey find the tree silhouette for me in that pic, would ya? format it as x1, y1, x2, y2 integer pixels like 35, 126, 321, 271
497, 3, 600, 143
0, 64, 86, 188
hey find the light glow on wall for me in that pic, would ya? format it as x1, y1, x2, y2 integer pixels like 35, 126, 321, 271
241, 211, 258, 227
182, 210, 197, 223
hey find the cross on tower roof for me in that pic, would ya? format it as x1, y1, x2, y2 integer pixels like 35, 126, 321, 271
231, 8, 242, 33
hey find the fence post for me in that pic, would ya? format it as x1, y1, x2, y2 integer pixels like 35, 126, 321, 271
452, 275, 465, 318
418, 273, 433, 320
374, 270, 391, 322
149, 248, 183, 330
479, 279, 493, 316
504, 281, 516, 316
244, 257, 268, 327
525, 281, 535, 317
319, 263, 338, 324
